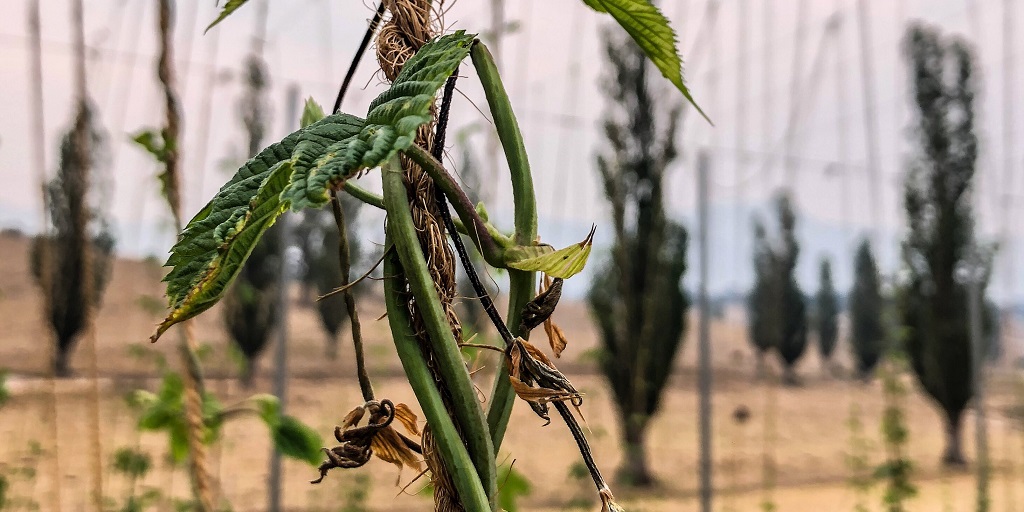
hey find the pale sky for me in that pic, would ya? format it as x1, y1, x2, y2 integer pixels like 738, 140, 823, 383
1, 0, 1019, 301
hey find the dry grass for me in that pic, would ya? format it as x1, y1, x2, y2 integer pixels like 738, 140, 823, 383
2, 231, 1023, 511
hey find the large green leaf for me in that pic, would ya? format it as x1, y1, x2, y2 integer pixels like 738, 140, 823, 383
152, 114, 363, 341
281, 31, 476, 211
582, 0, 709, 123
154, 32, 475, 340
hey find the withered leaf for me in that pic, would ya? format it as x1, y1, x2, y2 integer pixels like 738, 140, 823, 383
544, 318, 568, 358
509, 375, 580, 405
521, 339, 554, 367
341, 405, 366, 429
519, 276, 563, 332
393, 402, 421, 436
371, 426, 423, 472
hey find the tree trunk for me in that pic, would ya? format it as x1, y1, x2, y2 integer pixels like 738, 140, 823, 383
781, 365, 800, 387
240, 361, 256, 389
53, 346, 72, 378
618, 417, 655, 487
325, 332, 338, 360
755, 350, 768, 381
941, 409, 966, 467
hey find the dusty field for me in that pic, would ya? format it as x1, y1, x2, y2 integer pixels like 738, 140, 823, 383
2, 231, 1024, 511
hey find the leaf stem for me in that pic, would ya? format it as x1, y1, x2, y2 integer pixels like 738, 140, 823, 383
470, 40, 538, 450
331, 1, 385, 114
382, 157, 497, 504
329, 189, 374, 402
382, 243, 492, 512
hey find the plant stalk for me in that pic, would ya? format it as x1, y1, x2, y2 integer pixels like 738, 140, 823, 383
382, 157, 497, 505
469, 40, 538, 449
341, 180, 513, 248
382, 237, 492, 512
329, 190, 374, 402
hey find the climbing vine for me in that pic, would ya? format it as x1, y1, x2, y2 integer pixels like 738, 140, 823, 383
151, 1, 705, 510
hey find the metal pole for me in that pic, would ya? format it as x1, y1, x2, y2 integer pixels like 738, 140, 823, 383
855, 0, 883, 252
697, 150, 713, 512
969, 252, 990, 512
268, 85, 300, 512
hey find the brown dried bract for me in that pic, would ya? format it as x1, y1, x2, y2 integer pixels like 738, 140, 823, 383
311, 399, 423, 484
506, 338, 582, 424
518, 275, 569, 358
519, 276, 562, 333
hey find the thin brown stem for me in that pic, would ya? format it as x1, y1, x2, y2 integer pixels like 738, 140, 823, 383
331, 190, 374, 402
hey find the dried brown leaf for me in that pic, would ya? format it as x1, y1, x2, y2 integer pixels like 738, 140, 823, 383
519, 275, 564, 332
521, 339, 554, 367
509, 375, 579, 404
508, 340, 524, 377
371, 426, 423, 472
393, 402, 421, 436
544, 318, 568, 358
341, 406, 366, 429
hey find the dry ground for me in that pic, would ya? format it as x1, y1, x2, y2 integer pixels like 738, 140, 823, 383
2, 231, 1024, 511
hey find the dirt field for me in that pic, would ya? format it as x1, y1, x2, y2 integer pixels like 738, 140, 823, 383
2, 231, 1023, 511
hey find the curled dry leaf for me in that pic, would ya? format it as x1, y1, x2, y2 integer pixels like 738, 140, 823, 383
311, 399, 423, 484
506, 338, 583, 423
520, 275, 569, 358
519, 275, 563, 332
509, 375, 579, 404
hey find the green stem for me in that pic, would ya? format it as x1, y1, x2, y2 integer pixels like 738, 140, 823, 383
382, 243, 492, 512
341, 179, 513, 248
471, 40, 538, 450
470, 41, 536, 245
381, 158, 497, 507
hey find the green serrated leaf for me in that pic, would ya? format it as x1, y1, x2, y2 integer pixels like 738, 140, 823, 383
504, 226, 596, 278
301, 98, 326, 128
156, 33, 475, 339
271, 416, 323, 466
582, 0, 709, 123
152, 114, 363, 341
281, 31, 476, 211
206, 0, 249, 34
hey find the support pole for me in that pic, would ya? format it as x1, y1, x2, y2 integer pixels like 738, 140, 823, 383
855, 0, 882, 251
267, 85, 300, 512
969, 251, 990, 512
697, 150, 713, 512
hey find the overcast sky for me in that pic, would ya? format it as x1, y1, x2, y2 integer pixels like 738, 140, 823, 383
2, 0, 1020, 300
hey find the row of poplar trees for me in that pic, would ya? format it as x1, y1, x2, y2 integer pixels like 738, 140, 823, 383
746, 23, 1001, 467
585, 20, 1005, 487
747, 196, 886, 385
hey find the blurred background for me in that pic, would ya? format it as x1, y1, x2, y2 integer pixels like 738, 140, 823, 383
1, 0, 1023, 511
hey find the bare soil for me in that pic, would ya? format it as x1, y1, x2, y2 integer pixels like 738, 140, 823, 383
2, 232, 1023, 511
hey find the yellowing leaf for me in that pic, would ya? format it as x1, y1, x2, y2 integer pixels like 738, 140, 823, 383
505, 226, 596, 278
